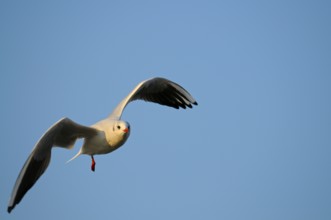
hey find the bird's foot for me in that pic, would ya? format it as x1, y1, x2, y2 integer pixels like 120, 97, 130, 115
91, 156, 96, 172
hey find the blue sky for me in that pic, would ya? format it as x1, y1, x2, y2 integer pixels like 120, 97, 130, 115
1, 0, 330, 219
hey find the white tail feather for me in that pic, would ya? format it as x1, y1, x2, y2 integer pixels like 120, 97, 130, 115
66, 149, 82, 164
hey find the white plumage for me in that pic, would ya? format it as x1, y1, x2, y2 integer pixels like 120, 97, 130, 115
7, 77, 197, 213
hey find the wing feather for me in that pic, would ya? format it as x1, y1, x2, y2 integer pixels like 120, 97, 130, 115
109, 77, 197, 119
8, 118, 98, 213
7, 152, 51, 213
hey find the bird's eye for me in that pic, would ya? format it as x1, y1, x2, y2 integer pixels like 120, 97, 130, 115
117, 125, 121, 129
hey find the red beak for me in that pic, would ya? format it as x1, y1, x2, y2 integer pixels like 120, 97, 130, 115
123, 128, 129, 133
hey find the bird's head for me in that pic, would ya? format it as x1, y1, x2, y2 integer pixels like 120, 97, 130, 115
113, 120, 131, 137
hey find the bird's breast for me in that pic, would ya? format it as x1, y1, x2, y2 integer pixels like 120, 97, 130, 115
83, 130, 129, 155
82, 131, 112, 155
105, 130, 130, 150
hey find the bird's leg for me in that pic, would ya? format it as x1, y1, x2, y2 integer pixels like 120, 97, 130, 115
91, 156, 96, 172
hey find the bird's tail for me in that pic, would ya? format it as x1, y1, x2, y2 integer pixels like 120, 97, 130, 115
66, 149, 82, 164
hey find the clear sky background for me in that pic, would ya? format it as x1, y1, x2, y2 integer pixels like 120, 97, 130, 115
1, 1, 330, 219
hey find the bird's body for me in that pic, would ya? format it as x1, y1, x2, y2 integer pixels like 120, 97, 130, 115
8, 77, 197, 213
76, 119, 130, 156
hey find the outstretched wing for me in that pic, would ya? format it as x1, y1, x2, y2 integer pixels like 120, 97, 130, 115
7, 118, 98, 213
109, 77, 198, 119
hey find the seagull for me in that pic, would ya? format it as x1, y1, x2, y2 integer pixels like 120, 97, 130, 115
7, 77, 197, 213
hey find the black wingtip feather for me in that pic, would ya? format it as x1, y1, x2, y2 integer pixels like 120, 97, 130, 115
130, 77, 197, 111
8, 206, 13, 213
8, 152, 51, 213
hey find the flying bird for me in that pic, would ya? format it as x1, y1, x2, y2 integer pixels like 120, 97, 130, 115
7, 77, 197, 213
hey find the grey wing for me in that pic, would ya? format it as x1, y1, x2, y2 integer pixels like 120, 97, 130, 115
7, 117, 98, 213
109, 77, 198, 119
